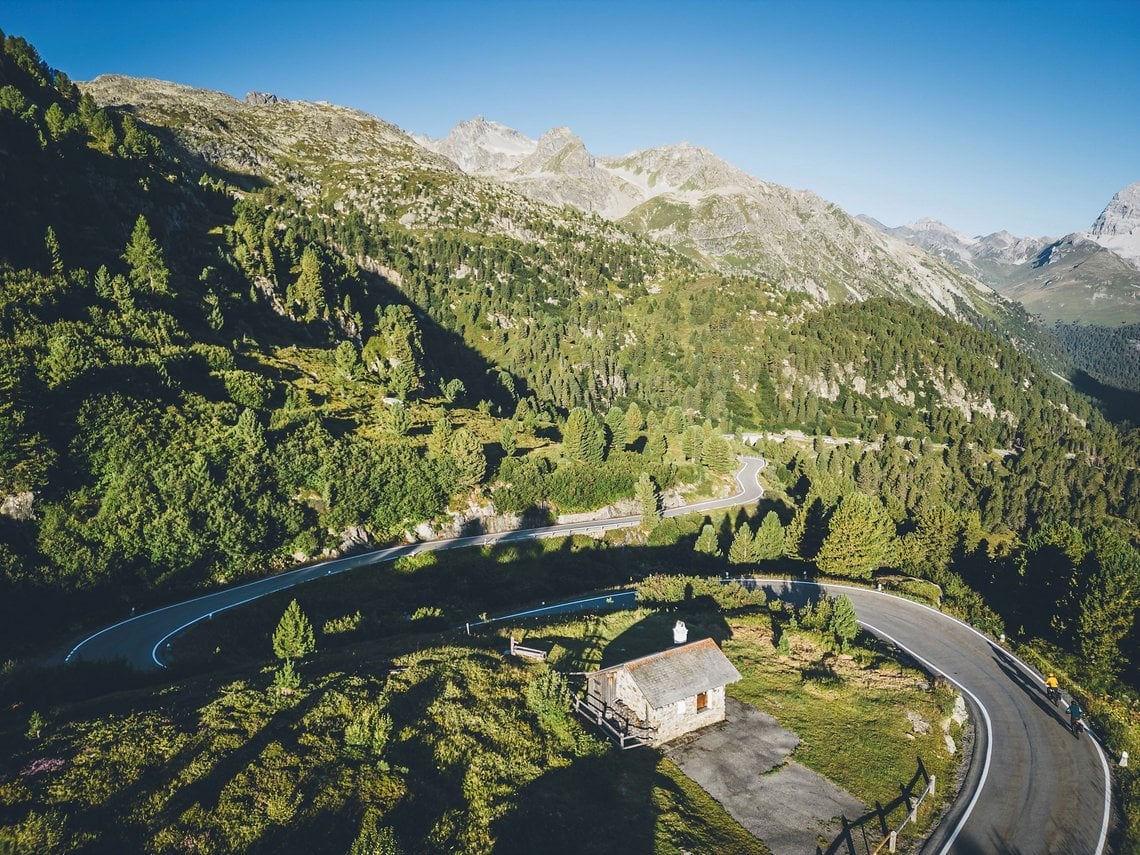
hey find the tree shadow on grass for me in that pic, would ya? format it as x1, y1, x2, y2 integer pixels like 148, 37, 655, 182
492, 751, 660, 855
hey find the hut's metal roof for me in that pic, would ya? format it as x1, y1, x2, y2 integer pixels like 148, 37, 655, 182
595, 638, 742, 709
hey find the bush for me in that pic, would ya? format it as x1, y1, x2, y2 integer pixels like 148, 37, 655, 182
636, 574, 765, 611
345, 702, 393, 756
221, 368, 275, 410
323, 611, 362, 635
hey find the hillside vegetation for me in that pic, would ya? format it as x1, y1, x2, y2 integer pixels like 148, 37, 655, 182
0, 28, 1138, 850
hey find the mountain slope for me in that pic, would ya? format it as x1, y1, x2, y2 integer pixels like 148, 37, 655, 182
866, 183, 1140, 324
418, 120, 1009, 322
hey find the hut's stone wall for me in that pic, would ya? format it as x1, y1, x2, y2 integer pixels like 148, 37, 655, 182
645, 685, 727, 745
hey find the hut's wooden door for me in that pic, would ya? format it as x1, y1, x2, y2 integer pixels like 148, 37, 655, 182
602, 672, 616, 705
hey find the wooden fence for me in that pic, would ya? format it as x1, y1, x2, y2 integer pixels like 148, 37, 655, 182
571, 691, 656, 749
818, 758, 935, 855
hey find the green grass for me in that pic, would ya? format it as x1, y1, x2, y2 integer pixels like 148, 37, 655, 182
507, 603, 962, 851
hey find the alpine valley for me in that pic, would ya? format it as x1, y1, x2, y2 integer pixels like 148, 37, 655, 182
1, 28, 1138, 855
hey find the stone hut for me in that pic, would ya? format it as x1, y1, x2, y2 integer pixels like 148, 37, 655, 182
584, 638, 742, 746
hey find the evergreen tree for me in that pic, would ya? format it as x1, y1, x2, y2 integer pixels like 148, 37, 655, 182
562, 408, 589, 460
829, 595, 859, 650
44, 226, 63, 277
753, 511, 785, 560
290, 245, 326, 320
383, 402, 410, 436
815, 493, 896, 579
500, 421, 517, 458
273, 659, 302, 693
694, 523, 721, 557
335, 340, 359, 380
450, 428, 486, 489
1076, 536, 1140, 685
728, 523, 755, 565
702, 435, 734, 473
624, 402, 644, 444
122, 215, 170, 295
643, 418, 667, 462
636, 471, 661, 528
582, 412, 606, 465
682, 425, 702, 462
904, 503, 960, 574
427, 415, 452, 460
442, 378, 465, 403
604, 405, 627, 448
43, 101, 66, 140
272, 599, 316, 661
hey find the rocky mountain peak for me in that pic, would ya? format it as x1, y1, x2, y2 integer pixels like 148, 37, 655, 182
244, 91, 285, 106
1086, 180, 1140, 266
413, 115, 538, 173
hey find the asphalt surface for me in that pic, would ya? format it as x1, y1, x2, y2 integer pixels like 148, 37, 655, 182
665, 697, 866, 855
744, 579, 1115, 855
62, 456, 767, 670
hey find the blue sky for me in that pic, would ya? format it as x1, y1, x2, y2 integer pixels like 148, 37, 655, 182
5, 0, 1138, 237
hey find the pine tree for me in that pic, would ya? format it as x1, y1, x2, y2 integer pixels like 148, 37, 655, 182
582, 412, 606, 465
383, 403, 410, 436
702, 435, 734, 474
450, 428, 486, 489
500, 421, 518, 457
694, 523, 721, 557
1076, 537, 1140, 685
728, 523, 755, 565
753, 510, 785, 560
335, 340, 359, 380
272, 599, 316, 661
562, 408, 589, 460
815, 493, 896, 579
290, 245, 326, 320
636, 471, 661, 528
604, 405, 627, 448
829, 595, 859, 650
644, 419, 667, 463
44, 227, 63, 277
122, 215, 170, 295
427, 415, 453, 460
624, 402, 644, 444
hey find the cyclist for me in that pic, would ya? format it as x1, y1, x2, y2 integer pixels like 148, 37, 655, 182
1044, 673, 1060, 703
1067, 699, 1084, 735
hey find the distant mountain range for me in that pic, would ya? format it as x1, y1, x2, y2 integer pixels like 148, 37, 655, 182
857, 183, 1140, 325
414, 117, 1006, 320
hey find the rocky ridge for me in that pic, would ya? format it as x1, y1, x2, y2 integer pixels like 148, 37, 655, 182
82, 76, 666, 259
860, 183, 1140, 324
418, 119, 1007, 320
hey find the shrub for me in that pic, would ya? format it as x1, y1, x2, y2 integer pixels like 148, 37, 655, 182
345, 702, 393, 756
323, 611, 362, 635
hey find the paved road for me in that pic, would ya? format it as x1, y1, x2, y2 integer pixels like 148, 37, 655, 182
62, 456, 767, 670
744, 579, 1114, 855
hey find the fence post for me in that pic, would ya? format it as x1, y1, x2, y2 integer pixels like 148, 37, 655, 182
888, 830, 897, 853
929, 774, 936, 796
875, 800, 888, 836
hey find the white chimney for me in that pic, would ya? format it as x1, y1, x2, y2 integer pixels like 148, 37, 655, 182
673, 620, 688, 645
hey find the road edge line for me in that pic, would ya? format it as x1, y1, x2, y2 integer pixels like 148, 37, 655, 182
859, 620, 993, 855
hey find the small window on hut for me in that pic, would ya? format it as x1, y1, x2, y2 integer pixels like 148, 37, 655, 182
696, 691, 708, 711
